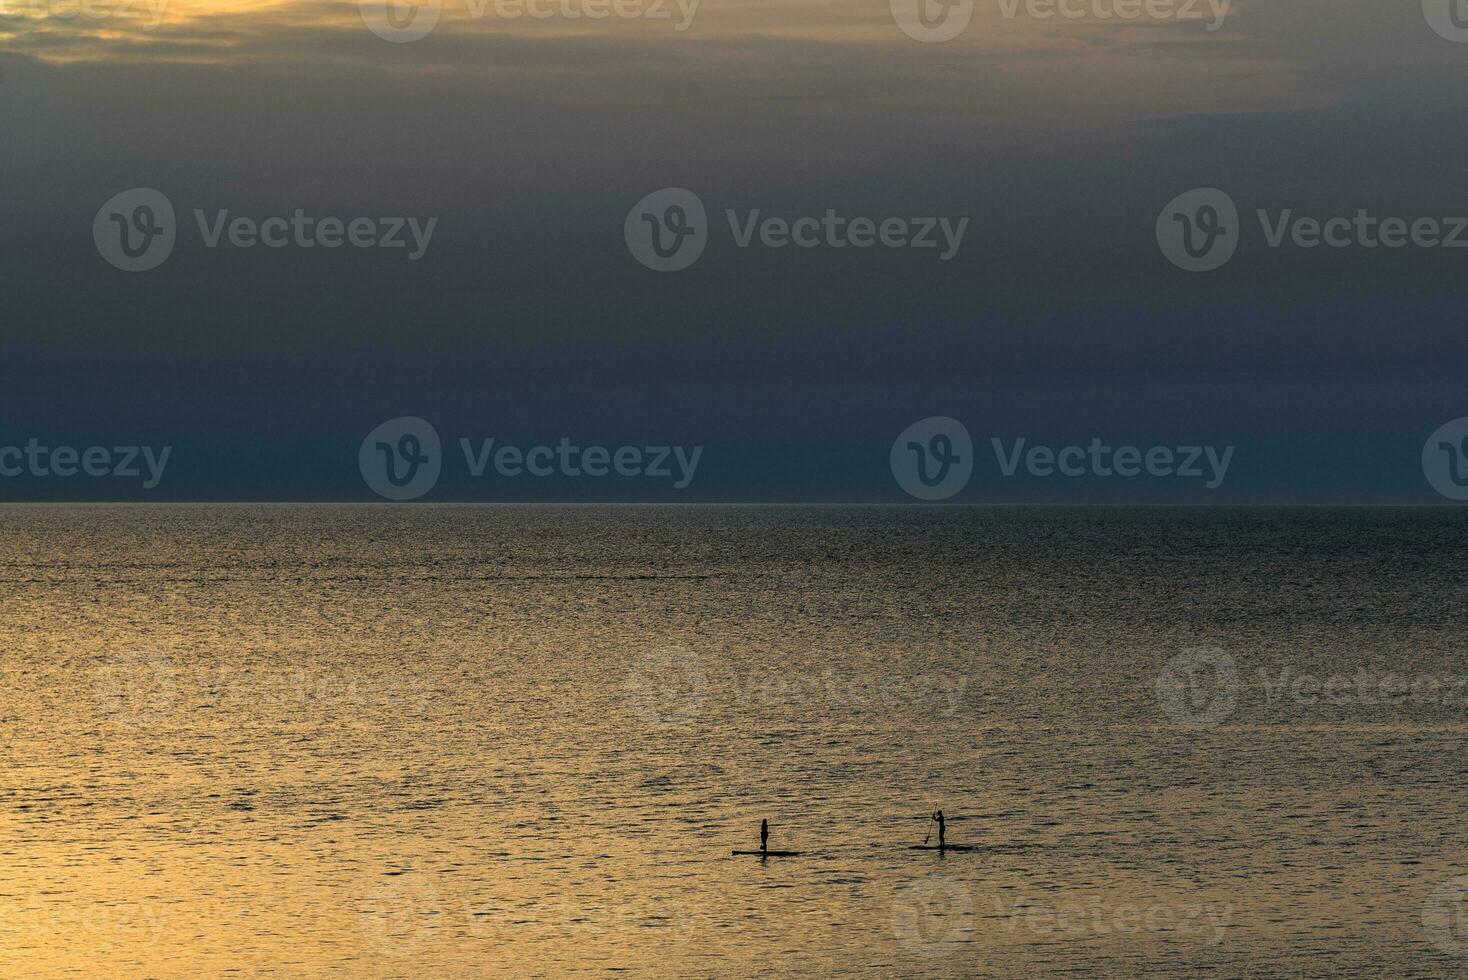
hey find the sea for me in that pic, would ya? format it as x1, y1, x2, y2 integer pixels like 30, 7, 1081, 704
1, 505, 1465, 976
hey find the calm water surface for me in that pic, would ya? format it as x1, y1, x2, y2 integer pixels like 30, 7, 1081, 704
2, 505, 1466, 976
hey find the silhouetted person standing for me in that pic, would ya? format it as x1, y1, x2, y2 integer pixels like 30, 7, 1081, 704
934, 809, 945, 847
760, 819, 769, 853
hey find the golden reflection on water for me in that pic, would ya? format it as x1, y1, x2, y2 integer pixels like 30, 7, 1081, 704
2, 507, 1467, 976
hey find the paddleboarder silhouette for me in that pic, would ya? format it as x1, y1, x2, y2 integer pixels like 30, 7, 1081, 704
761, 819, 768, 853
934, 809, 945, 847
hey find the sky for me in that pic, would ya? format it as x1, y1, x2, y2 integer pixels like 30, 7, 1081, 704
1, 0, 1466, 502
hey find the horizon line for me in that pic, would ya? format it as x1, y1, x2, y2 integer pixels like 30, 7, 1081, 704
0, 500, 1460, 508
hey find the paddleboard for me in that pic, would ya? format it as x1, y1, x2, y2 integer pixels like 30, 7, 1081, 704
909, 844, 975, 852
732, 850, 801, 856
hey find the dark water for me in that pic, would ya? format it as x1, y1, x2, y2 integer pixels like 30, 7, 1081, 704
1, 505, 1466, 976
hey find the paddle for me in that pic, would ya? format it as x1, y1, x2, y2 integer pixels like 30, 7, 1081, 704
921, 807, 936, 846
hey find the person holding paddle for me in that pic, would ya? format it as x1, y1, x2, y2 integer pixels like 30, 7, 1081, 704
760, 819, 769, 853
913, 807, 971, 851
